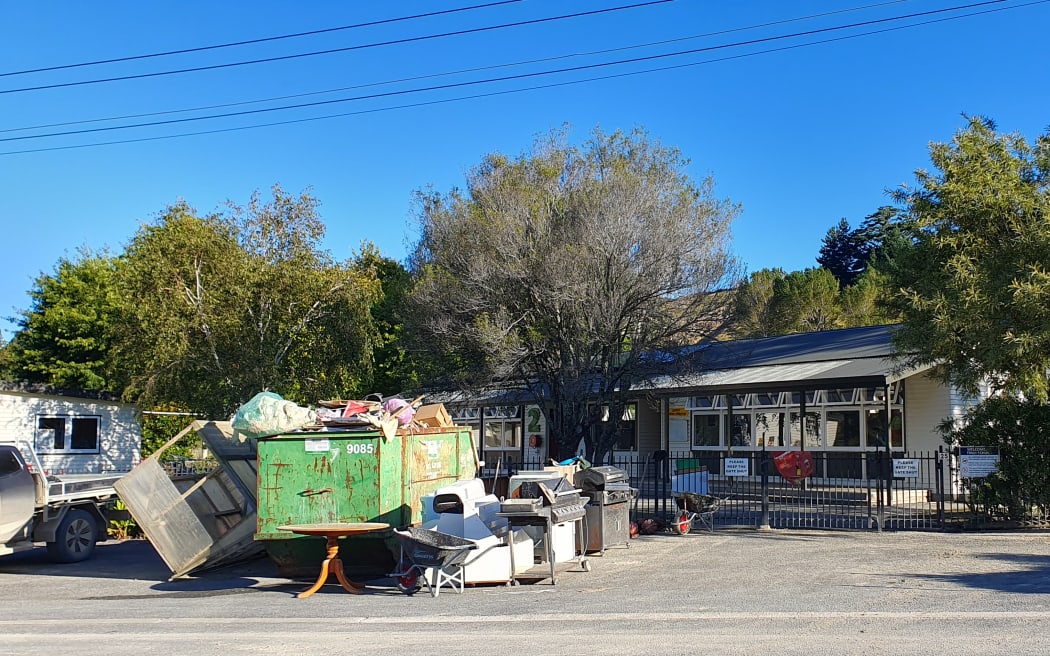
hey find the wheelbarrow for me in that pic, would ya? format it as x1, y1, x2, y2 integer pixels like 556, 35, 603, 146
672, 491, 725, 534
389, 527, 477, 597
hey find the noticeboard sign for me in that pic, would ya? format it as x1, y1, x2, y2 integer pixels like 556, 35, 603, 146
724, 457, 749, 477
959, 446, 1000, 478
892, 458, 919, 478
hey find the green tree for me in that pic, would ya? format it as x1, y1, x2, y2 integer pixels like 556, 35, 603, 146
409, 126, 740, 461
817, 206, 904, 288
113, 186, 381, 417
731, 268, 785, 338
3, 248, 119, 390
354, 243, 423, 396
817, 218, 865, 287
839, 267, 895, 328
769, 268, 841, 333
889, 116, 1050, 400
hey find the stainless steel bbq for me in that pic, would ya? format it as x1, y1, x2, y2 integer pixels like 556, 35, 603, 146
574, 465, 637, 555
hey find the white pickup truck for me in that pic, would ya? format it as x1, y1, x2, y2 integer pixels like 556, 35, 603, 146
0, 441, 122, 562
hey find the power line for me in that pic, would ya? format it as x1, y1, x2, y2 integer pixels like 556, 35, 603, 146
0, 0, 672, 95
3, 0, 1045, 156
0, 0, 524, 78
0, 0, 1025, 144
0, 0, 914, 135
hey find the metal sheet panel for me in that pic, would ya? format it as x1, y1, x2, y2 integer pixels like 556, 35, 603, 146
635, 357, 920, 393
113, 458, 214, 576
114, 430, 266, 579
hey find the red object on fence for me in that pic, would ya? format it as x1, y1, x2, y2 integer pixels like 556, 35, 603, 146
772, 451, 815, 484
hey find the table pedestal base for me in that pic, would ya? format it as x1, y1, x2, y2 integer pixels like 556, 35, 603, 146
296, 536, 365, 599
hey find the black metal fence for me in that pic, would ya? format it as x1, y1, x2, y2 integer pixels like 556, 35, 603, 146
496, 448, 981, 531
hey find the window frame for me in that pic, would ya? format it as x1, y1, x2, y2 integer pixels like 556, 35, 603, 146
35, 414, 102, 455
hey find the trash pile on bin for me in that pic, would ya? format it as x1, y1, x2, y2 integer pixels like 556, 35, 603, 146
231, 392, 453, 442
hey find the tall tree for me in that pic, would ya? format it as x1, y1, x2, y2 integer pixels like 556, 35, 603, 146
889, 116, 1050, 400
3, 248, 119, 390
113, 186, 380, 417
730, 268, 785, 338
817, 206, 904, 288
817, 218, 864, 287
354, 243, 423, 396
769, 267, 841, 333
839, 267, 896, 328
408, 127, 740, 460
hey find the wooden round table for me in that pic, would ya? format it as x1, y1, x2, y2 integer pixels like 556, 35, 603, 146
277, 522, 390, 598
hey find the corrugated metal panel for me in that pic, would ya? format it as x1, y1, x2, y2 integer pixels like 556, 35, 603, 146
636, 357, 898, 392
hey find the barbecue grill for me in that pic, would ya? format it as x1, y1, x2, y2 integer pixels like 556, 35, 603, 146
498, 476, 590, 584
574, 465, 637, 555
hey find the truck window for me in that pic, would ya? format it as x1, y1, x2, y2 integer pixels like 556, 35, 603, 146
0, 448, 24, 477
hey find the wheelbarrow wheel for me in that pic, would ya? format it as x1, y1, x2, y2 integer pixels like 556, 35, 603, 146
396, 568, 421, 594
673, 510, 692, 535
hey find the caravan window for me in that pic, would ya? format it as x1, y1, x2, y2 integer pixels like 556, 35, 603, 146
36, 415, 101, 454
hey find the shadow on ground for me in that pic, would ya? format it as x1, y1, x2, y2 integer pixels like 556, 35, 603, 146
904, 553, 1050, 594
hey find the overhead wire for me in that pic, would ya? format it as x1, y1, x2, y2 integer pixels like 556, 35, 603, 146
1, 0, 915, 135
0, 0, 524, 78
0, 0, 672, 95
0, 0, 1031, 145
2, 0, 1046, 155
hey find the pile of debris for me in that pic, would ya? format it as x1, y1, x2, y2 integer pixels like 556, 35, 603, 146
231, 391, 453, 441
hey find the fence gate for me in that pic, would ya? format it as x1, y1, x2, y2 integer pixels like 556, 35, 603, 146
609, 449, 965, 531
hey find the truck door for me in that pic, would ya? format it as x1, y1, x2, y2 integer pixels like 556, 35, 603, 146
0, 445, 37, 544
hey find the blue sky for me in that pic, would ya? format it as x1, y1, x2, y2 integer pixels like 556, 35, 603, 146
2, 0, 1048, 340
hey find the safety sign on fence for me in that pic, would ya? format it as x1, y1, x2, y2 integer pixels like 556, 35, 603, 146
959, 446, 1000, 478
892, 458, 919, 478
724, 457, 749, 477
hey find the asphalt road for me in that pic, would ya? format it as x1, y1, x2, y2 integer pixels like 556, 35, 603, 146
2, 528, 1050, 655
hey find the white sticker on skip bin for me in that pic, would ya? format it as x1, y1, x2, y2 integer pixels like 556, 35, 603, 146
304, 438, 330, 453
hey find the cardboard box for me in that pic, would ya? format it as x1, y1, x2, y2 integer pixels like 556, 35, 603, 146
543, 464, 579, 480
414, 403, 453, 428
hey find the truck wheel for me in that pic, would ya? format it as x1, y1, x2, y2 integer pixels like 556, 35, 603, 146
46, 509, 98, 563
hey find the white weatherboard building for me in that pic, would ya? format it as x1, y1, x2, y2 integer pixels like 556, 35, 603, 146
444, 325, 981, 478
0, 382, 141, 474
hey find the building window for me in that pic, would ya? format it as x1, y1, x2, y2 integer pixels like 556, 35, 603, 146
730, 414, 752, 447
611, 403, 637, 451
482, 406, 522, 459
826, 410, 861, 447
36, 415, 101, 454
865, 408, 904, 449
790, 411, 823, 448
824, 388, 857, 405
692, 413, 721, 448
754, 411, 787, 447
483, 419, 522, 452
692, 395, 724, 410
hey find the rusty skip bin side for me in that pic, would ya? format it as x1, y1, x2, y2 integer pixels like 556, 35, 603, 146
254, 427, 477, 578
255, 427, 477, 541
